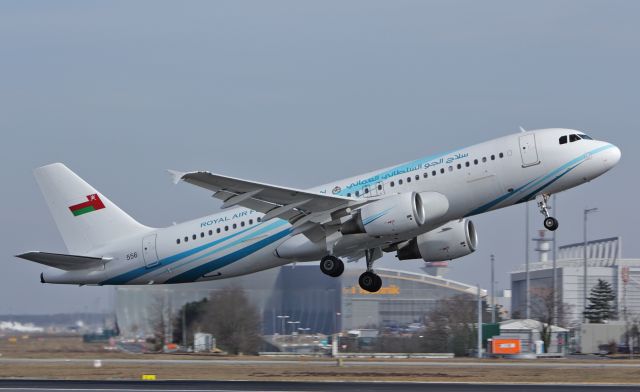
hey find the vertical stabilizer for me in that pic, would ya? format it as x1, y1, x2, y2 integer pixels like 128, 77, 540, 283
33, 163, 151, 254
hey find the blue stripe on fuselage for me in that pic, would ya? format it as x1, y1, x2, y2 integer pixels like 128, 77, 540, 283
464, 144, 614, 216
165, 227, 293, 284
99, 220, 287, 285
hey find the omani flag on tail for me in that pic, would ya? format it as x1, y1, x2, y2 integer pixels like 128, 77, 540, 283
68, 194, 105, 216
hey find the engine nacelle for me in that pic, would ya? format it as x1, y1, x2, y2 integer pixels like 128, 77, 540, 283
396, 219, 478, 262
341, 192, 449, 237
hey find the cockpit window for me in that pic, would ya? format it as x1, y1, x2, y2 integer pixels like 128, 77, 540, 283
579, 134, 593, 140
569, 134, 581, 142
559, 135, 567, 144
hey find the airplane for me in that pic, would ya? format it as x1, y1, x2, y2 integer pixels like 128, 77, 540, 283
16, 128, 621, 292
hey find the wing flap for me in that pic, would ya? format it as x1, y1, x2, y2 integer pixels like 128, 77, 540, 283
172, 170, 357, 224
16, 251, 110, 271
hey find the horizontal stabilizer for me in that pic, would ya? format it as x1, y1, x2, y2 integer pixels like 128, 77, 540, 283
15, 251, 111, 271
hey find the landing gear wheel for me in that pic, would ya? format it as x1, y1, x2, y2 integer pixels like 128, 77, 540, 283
359, 271, 383, 292
320, 255, 344, 277
536, 194, 559, 231
544, 216, 559, 231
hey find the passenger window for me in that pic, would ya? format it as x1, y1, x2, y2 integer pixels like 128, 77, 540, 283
249, 219, 253, 225
176, 238, 180, 244
448, 166, 453, 172
225, 226, 229, 231
491, 155, 495, 160
208, 230, 213, 236
440, 168, 445, 174
415, 174, 420, 181
465, 161, 470, 167
423, 172, 428, 178
474, 159, 478, 165
200, 232, 205, 238
406, 177, 411, 183
347, 192, 352, 197
432, 170, 436, 176
184, 236, 188, 242
399, 179, 403, 185
482, 157, 487, 163
559, 136, 568, 144
232, 223, 237, 229
457, 163, 462, 170
390, 181, 394, 187
378, 184, 383, 190
257, 217, 262, 222
355, 190, 360, 197
569, 134, 581, 142
241, 221, 245, 227
499, 152, 504, 158
217, 228, 221, 233
364, 188, 369, 194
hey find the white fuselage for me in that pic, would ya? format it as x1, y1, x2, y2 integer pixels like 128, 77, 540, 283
43, 128, 620, 285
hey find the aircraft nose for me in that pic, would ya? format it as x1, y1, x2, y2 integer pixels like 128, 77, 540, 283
603, 144, 621, 169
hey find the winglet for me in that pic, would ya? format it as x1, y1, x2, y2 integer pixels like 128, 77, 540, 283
167, 169, 186, 185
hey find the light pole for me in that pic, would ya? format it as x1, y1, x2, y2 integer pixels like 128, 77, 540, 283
491, 254, 496, 324
583, 207, 598, 323
552, 195, 557, 325
287, 320, 300, 340
277, 315, 289, 336
525, 202, 530, 319
477, 283, 483, 358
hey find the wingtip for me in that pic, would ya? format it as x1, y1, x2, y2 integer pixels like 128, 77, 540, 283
166, 169, 186, 185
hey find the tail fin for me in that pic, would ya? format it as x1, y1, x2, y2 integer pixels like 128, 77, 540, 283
34, 163, 151, 254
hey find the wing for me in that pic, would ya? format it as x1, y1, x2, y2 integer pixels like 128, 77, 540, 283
15, 251, 111, 271
169, 170, 362, 227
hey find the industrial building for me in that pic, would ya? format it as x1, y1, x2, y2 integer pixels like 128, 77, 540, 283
511, 235, 640, 326
115, 265, 485, 338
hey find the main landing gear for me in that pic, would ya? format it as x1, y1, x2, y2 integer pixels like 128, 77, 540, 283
537, 194, 559, 231
320, 255, 344, 277
319, 249, 383, 293
358, 249, 383, 293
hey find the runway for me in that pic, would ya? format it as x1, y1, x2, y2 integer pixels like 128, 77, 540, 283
0, 380, 638, 392
1, 357, 639, 368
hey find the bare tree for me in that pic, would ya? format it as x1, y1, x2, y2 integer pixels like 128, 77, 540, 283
423, 294, 491, 356
148, 292, 169, 352
198, 286, 262, 355
530, 287, 572, 353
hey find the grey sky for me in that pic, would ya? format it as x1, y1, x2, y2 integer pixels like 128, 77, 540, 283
1, 1, 638, 314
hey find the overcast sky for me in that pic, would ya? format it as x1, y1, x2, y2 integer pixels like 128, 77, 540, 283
1, 1, 638, 314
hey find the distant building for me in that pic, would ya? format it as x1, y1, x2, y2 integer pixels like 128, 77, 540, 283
499, 319, 569, 354
511, 236, 640, 326
116, 265, 486, 338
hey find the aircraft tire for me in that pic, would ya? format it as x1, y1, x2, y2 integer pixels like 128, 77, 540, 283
544, 216, 559, 231
359, 271, 382, 292
320, 255, 344, 277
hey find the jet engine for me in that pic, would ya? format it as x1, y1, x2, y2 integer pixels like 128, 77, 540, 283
396, 219, 478, 262
341, 192, 449, 237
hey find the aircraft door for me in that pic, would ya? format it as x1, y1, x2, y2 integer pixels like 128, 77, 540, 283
519, 134, 540, 167
365, 182, 385, 198
142, 234, 159, 268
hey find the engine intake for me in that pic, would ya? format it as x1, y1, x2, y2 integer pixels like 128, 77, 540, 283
397, 219, 478, 262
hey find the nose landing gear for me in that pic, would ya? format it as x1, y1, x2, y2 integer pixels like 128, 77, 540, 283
537, 194, 559, 231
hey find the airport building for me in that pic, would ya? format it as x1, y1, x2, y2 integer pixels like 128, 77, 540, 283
115, 265, 485, 338
511, 235, 640, 326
